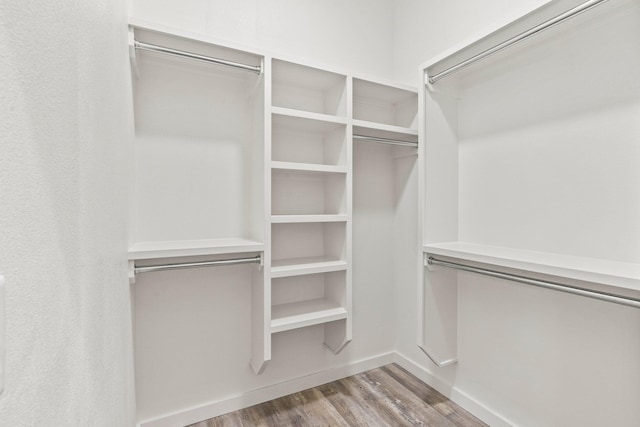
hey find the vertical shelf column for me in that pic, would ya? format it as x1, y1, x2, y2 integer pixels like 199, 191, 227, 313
250, 56, 272, 375
267, 59, 352, 360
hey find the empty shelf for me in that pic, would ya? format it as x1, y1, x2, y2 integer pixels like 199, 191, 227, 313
271, 257, 348, 278
271, 215, 348, 224
271, 299, 348, 333
272, 106, 348, 125
353, 120, 418, 137
128, 238, 264, 260
423, 241, 640, 292
271, 161, 347, 174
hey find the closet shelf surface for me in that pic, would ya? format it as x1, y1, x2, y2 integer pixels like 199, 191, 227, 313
271, 161, 347, 174
271, 299, 348, 333
423, 242, 640, 292
271, 257, 348, 278
128, 238, 264, 260
271, 107, 348, 125
352, 120, 417, 137
270, 215, 348, 224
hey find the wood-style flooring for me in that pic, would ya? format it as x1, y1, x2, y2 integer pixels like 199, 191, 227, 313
187, 363, 487, 427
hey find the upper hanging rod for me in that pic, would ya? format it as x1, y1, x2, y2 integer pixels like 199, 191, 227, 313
134, 255, 262, 276
427, 256, 640, 309
427, 0, 608, 84
353, 134, 418, 148
134, 40, 262, 74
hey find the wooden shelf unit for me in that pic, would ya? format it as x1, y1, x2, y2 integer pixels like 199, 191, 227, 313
128, 22, 419, 376
129, 24, 265, 258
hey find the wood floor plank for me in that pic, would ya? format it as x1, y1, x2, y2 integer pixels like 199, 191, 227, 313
362, 367, 457, 427
317, 380, 381, 426
343, 372, 421, 426
382, 364, 489, 427
202, 410, 244, 427
238, 400, 282, 427
296, 387, 349, 425
187, 363, 488, 427
268, 391, 308, 426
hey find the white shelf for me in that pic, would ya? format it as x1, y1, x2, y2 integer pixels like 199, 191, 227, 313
271, 106, 347, 126
271, 257, 348, 278
423, 241, 640, 292
271, 161, 347, 174
271, 298, 348, 333
271, 215, 348, 224
128, 238, 264, 260
353, 119, 418, 137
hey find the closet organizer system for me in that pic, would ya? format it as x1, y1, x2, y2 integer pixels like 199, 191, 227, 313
127, 21, 418, 374
419, 0, 640, 367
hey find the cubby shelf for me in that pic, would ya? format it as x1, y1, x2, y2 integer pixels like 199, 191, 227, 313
271, 106, 347, 125
271, 161, 347, 174
271, 299, 348, 333
270, 215, 348, 224
271, 257, 348, 278
423, 242, 640, 292
128, 238, 264, 260
352, 119, 418, 137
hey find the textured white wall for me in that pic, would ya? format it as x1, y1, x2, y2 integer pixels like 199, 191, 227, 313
0, 1, 135, 426
130, 0, 396, 80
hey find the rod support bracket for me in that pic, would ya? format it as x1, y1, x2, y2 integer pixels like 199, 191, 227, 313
128, 260, 136, 285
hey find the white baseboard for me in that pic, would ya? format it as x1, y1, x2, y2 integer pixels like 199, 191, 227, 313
137, 351, 395, 427
137, 351, 517, 427
393, 352, 516, 427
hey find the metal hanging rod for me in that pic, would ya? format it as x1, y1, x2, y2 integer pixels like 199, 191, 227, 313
134, 255, 262, 276
427, 257, 640, 309
134, 40, 262, 74
353, 134, 418, 148
427, 0, 608, 84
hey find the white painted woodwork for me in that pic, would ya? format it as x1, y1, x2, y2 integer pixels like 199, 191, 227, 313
271, 299, 348, 333
271, 215, 348, 224
271, 113, 347, 167
129, 25, 265, 252
419, 0, 640, 373
271, 257, 348, 278
128, 238, 265, 260
128, 17, 416, 425
424, 242, 640, 293
272, 60, 347, 117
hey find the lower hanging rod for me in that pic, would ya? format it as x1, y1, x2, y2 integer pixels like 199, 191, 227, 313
427, 257, 640, 309
134, 40, 262, 74
353, 134, 418, 148
135, 255, 262, 275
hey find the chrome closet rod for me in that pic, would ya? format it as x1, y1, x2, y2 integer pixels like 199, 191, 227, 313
134, 40, 262, 74
353, 134, 418, 148
134, 255, 262, 275
427, 0, 608, 84
427, 257, 640, 309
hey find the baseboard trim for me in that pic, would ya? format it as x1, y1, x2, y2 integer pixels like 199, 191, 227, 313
393, 352, 517, 427
137, 351, 395, 427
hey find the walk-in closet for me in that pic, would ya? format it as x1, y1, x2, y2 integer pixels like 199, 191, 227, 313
2, 0, 639, 426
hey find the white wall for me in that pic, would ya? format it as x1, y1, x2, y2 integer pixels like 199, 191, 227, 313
0, 1, 135, 426
393, 1, 640, 426
131, 0, 396, 80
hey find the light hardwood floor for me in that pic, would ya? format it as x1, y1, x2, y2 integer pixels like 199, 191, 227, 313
187, 364, 488, 426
